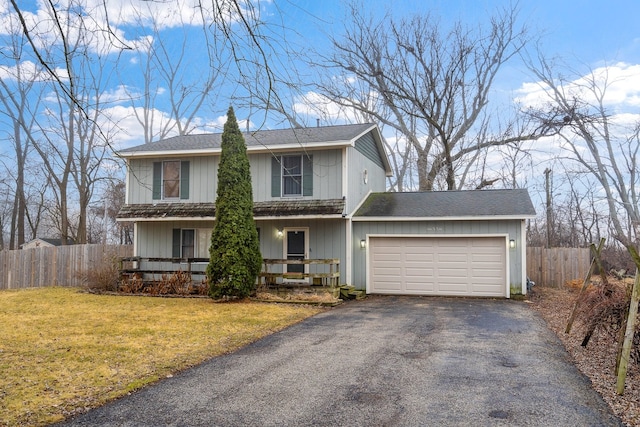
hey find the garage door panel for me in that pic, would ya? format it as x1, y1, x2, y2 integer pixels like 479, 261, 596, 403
369, 236, 506, 297
472, 253, 503, 263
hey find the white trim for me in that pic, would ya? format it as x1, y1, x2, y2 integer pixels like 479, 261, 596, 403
119, 140, 353, 159
133, 222, 138, 256
345, 218, 352, 286
117, 214, 346, 223
116, 216, 216, 222
342, 148, 349, 201
521, 219, 528, 295
365, 233, 510, 298
353, 215, 536, 222
124, 160, 130, 205
283, 227, 309, 283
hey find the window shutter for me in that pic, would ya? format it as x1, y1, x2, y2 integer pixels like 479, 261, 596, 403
271, 156, 281, 197
180, 161, 190, 200
152, 162, 162, 200
172, 229, 181, 258
303, 155, 313, 196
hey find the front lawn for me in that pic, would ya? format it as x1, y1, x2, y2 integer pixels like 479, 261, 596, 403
0, 287, 322, 426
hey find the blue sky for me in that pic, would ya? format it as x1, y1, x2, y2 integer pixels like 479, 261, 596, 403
1, 0, 640, 204
3, 0, 640, 143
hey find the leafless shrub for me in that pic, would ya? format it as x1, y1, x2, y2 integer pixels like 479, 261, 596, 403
82, 255, 120, 292
120, 274, 144, 294
576, 279, 640, 362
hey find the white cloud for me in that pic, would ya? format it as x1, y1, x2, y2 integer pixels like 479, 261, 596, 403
515, 62, 640, 112
0, 60, 67, 82
98, 85, 138, 104
292, 91, 361, 124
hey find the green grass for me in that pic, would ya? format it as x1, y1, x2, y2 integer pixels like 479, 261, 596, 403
0, 287, 322, 426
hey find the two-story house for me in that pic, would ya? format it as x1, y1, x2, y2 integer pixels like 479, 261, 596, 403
117, 123, 535, 298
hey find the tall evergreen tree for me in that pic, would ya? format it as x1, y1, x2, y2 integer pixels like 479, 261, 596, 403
207, 106, 262, 299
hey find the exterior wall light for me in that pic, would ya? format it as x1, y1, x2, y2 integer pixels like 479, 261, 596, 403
277, 229, 283, 238
509, 239, 516, 249
360, 239, 367, 249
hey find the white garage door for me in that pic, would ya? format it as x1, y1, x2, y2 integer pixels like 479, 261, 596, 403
368, 236, 507, 297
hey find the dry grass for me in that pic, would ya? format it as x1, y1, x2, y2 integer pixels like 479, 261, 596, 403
0, 287, 323, 426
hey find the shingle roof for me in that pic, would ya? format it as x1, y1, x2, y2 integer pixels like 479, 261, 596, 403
117, 199, 346, 220
354, 189, 536, 218
118, 123, 376, 154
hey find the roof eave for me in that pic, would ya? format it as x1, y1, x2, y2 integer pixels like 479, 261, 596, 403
352, 215, 536, 221
117, 140, 353, 158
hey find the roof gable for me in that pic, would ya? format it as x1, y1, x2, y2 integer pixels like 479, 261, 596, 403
354, 189, 536, 219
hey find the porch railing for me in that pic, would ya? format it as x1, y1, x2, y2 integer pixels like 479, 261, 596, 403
119, 257, 209, 282
259, 258, 340, 287
119, 257, 340, 287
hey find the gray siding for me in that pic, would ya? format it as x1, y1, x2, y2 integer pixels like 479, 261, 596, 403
254, 219, 347, 277
135, 218, 348, 279
351, 219, 526, 294
127, 149, 344, 205
345, 145, 387, 214
128, 157, 217, 204
250, 150, 343, 202
354, 132, 385, 169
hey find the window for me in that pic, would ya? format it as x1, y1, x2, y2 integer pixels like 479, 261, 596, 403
181, 229, 195, 258
153, 161, 190, 200
173, 228, 211, 258
163, 161, 181, 199
271, 155, 313, 198
282, 156, 302, 196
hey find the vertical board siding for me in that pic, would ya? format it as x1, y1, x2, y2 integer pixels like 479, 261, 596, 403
526, 247, 591, 287
354, 132, 385, 169
250, 151, 342, 202
346, 146, 388, 214
0, 245, 132, 290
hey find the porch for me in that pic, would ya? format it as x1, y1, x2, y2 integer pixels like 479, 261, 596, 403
118, 257, 341, 289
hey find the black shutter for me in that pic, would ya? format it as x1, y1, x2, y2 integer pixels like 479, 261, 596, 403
271, 156, 281, 197
152, 162, 162, 200
172, 229, 181, 258
303, 155, 313, 196
180, 161, 190, 200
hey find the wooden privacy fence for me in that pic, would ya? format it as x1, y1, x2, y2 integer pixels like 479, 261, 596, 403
0, 244, 132, 290
527, 246, 591, 287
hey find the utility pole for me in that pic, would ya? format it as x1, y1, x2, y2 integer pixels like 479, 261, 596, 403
544, 168, 552, 248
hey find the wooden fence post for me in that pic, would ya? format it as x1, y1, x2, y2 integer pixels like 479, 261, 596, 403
617, 269, 640, 395
565, 238, 605, 334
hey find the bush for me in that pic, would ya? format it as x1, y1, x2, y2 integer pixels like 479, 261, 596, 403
82, 254, 121, 292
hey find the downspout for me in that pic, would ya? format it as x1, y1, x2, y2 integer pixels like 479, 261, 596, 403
343, 147, 351, 285
521, 219, 527, 295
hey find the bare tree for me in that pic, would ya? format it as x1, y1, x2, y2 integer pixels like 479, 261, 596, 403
527, 56, 640, 393
13, 0, 121, 244
0, 14, 46, 248
8, 0, 286, 132
316, 4, 553, 190
121, 10, 224, 143
319, 6, 547, 190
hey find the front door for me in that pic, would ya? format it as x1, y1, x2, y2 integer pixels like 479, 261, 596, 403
284, 228, 308, 281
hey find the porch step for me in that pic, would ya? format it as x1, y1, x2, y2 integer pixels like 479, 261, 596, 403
338, 285, 366, 300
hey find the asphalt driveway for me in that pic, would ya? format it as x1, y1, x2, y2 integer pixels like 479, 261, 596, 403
59, 296, 622, 426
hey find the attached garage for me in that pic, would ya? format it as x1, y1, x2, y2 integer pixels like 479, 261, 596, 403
351, 189, 537, 298
368, 236, 507, 297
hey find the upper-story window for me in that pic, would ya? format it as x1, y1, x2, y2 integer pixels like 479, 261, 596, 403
282, 156, 302, 196
163, 161, 181, 199
153, 160, 190, 200
271, 155, 313, 198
